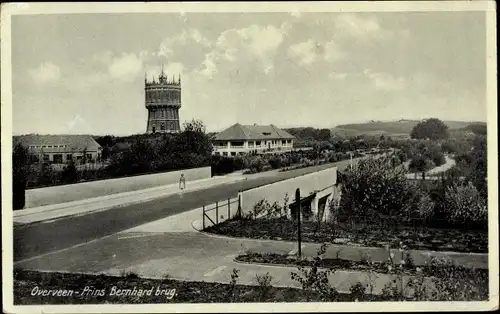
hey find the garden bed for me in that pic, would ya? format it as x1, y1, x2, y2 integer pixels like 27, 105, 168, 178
14, 269, 391, 304
204, 217, 488, 253
235, 252, 489, 280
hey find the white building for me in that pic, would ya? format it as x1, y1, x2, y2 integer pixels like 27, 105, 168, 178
212, 123, 295, 157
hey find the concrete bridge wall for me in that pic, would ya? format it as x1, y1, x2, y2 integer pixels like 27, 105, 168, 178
239, 167, 338, 216
25, 166, 212, 208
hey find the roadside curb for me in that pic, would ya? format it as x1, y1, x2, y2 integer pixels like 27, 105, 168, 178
190, 223, 488, 267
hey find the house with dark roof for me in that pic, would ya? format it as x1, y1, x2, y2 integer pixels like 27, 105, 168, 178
213, 123, 295, 156
14, 134, 102, 164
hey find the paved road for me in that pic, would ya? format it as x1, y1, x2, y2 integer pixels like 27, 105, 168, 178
14, 158, 358, 262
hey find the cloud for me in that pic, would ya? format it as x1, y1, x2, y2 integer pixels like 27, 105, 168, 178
334, 14, 383, 38
323, 41, 344, 63
159, 28, 211, 58
92, 51, 113, 64
329, 72, 347, 80
29, 61, 61, 83
108, 53, 143, 81
288, 39, 344, 65
199, 23, 289, 76
67, 114, 92, 134
364, 69, 406, 91
288, 39, 317, 65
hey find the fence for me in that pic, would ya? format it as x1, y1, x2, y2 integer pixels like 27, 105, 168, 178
202, 194, 241, 230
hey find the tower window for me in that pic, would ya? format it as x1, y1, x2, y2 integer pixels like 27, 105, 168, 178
161, 110, 165, 118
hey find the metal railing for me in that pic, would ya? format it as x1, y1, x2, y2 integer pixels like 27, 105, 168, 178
202, 194, 241, 230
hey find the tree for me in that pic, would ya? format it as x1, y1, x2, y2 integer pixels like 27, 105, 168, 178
410, 118, 449, 140
464, 123, 487, 136
61, 159, 78, 184
317, 129, 331, 141
182, 119, 206, 133
409, 155, 432, 179
13, 143, 32, 210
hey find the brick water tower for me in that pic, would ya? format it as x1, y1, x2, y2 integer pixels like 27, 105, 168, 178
145, 67, 181, 133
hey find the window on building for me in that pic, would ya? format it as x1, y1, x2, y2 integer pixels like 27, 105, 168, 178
66, 154, 73, 161
262, 132, 271, 136
86, 154, 92, 161
214, 152, 220, 156
282, 140, 286, 145
239, 152, 244, 156
223, 152, 228, 156
161, 123, 165, 130
43, 154, 49, 162
230, 141, 244, 147
256, 141, 261, 146
161, 110, 165, 118
231, 152, 236, 156
53, 154, 63, 163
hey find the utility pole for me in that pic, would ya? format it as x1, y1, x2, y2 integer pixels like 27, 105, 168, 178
295, 188, 302, 259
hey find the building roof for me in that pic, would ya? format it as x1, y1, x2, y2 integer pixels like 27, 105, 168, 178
214, 123, 295, 141
14, 134, 102, 152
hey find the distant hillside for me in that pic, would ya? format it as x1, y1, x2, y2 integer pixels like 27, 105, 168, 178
331, 120, 485, 138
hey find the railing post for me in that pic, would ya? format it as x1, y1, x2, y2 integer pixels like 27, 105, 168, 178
228, 198, 231, 219
296, 188, 302, 259
202, 205, 205, 230
216, 201, 219, 224
238, 193, 242, 218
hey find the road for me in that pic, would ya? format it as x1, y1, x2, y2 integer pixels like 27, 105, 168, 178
14, 158, 358, 262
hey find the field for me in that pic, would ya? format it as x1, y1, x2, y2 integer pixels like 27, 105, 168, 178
331, 120, 485, 138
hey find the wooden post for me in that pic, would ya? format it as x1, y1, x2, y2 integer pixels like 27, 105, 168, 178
296, 188, 302, 259
238, 193, 242, 218
202, 205, 205, 230
228, 198, 231, 219
216, 201, 219, 224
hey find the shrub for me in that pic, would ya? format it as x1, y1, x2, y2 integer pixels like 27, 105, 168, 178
443, 182, 487, 228
424, 257, 488, 301
268, 156, 282, 169
226, 269, 240, 302
408, 155, 434, 174
340, 157, 420, 219
255, 273, 273, 301
349, 282, 367, 301
290, 243, 338, 301
248, 157, 265, 173
61, 160, 78, 184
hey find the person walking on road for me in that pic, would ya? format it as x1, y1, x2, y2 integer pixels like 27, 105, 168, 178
179, 173, 186, 192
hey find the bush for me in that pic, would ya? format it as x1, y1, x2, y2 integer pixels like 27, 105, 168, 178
290, 243, 338, 301
61, 160, 78, 184
340, 157, 421, 219
408, 155, 434, 174
248, 157, 265, 173
442, 182, 487, 228
268, 156, 282, 169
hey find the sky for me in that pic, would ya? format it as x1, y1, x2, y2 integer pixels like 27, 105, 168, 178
11, 11, 487, 135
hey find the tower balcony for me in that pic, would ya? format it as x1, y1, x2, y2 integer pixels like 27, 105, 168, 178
145, 101, 181, 109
